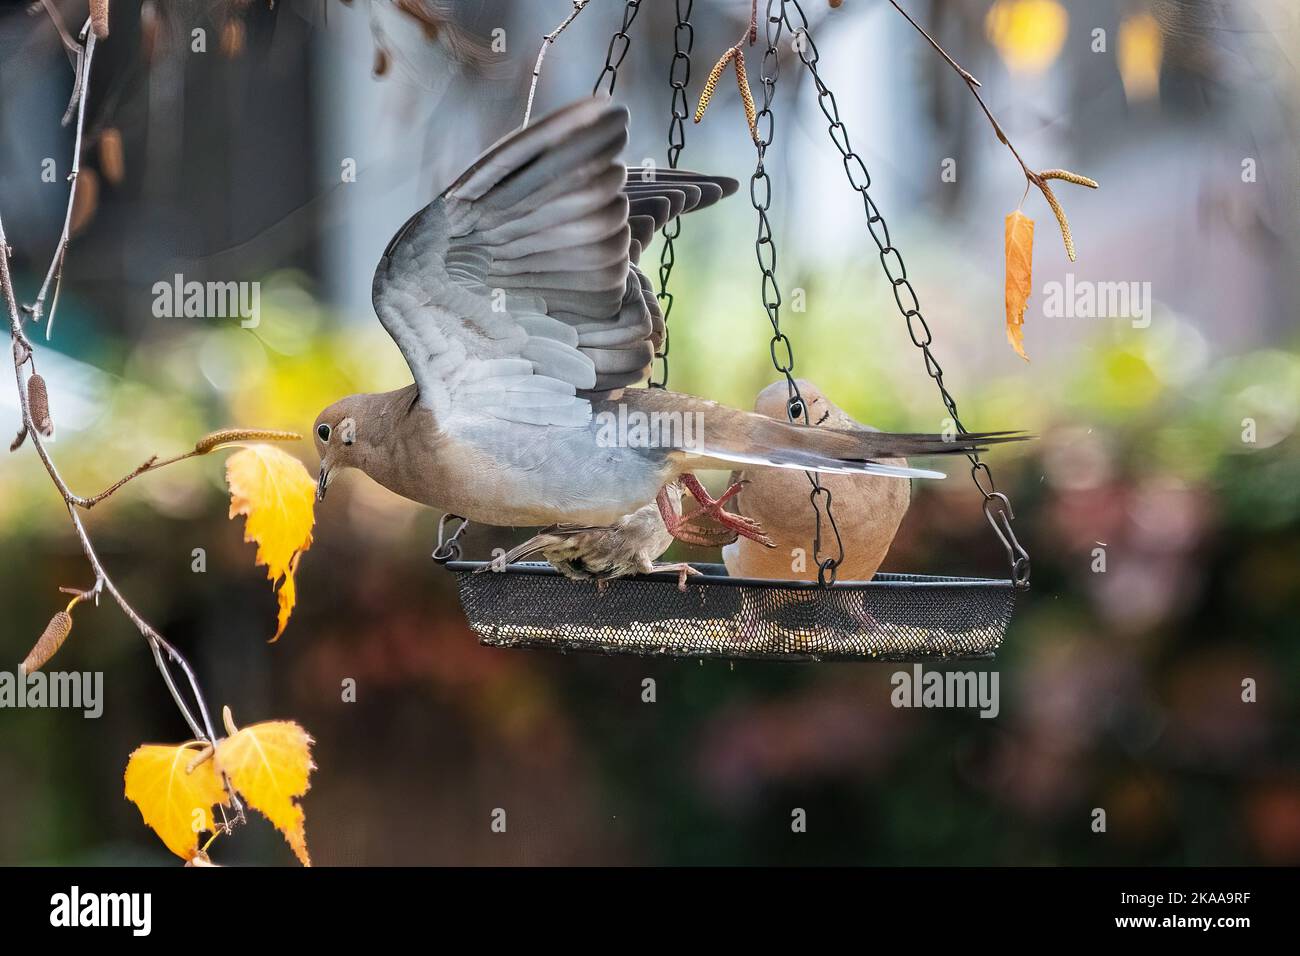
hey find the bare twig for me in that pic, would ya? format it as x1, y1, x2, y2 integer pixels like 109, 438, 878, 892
884, 1, 1036, 182
1, 28, 219, 745
81, 451, 189, 507
22, 19, 95, 340
883, 0, 1097, 259
524, 0, 593, 128
37, 0, 81, 59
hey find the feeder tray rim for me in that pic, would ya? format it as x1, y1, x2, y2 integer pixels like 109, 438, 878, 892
444, 560, 1015, 591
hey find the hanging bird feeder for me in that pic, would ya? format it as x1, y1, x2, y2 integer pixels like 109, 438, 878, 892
439, 0, 1030, 662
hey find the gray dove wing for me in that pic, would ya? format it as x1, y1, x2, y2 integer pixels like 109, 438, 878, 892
371, 97, 737, 426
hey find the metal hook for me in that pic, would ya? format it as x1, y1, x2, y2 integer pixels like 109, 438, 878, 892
431, 513, 469, 564
983, 493, 1030, 589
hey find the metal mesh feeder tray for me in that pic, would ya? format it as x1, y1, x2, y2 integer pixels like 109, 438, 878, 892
447, 562, 1014, 662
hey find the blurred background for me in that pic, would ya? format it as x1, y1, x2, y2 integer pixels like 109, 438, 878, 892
1, 0, 1297, 865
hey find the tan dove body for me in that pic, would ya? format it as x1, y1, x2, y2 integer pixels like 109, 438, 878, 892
312, 99, 1023, 536
723, 381, 910, 582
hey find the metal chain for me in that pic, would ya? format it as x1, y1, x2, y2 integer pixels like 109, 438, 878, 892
592, 0, 643, 96
780, 0, 1029, 589
750, 0, 843, 587
651, 0, 695, 389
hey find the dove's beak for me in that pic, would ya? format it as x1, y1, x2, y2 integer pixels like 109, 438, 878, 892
316, 464, 331, 501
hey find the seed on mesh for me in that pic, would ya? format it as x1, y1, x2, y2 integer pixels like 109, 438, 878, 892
21, 611, 73, 677
28, 374, 54, 437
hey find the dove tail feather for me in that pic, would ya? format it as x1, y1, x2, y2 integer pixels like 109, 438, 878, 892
609, 389, 1027, 481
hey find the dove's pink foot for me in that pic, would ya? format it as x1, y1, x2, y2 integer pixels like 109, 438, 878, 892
675, 474, 775, 548
656, 484, 738, 547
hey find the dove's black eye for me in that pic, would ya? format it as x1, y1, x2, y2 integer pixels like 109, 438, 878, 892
788, 398, 805, 421
317, 423, 331, 442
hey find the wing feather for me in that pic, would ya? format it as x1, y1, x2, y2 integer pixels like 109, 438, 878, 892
371, 98, 738, 425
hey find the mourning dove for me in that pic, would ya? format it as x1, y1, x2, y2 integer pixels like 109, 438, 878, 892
313, 98, 1023, 546
474, 481, 723, 591
723, 380, 911, 582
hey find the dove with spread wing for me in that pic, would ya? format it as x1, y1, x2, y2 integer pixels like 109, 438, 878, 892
313, 98, 1024, 547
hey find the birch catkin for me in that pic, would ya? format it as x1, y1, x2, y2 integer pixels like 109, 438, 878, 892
21, 611, 73, 676
1039, 169, 1099, 189
27, 374, 53, 437
194, 428, 301, 455
1038, 182, 1076, 261
90, 0, 110, 39
733, 49, 758, 141
695, 48, 736, 123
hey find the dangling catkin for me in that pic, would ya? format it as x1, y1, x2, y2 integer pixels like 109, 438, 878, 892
695, 48, 736, 123
21, 611, 72, 676
1037, 182, 1076, 261
733, 49, 758, 141
27, 374, 53, 437
90, 0, 110, 39
1038, 169, 1099, 189
194, 428, 301, 455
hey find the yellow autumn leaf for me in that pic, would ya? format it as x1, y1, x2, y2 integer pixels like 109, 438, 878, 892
123, 742, 228, 860
1005, 210, 1035, 361
215, 714, 316, 866
225, 444, 315, 641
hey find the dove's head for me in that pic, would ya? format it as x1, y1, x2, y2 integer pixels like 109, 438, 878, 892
312, 395, 367, 501
754, 379, 854, 428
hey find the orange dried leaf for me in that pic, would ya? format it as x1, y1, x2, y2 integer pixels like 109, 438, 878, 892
225, 445, 315, 641
123, 743, 228, 860
215, 716, 315, 866
1004, 210, 1034, 361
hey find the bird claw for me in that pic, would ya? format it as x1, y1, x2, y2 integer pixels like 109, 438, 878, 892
644, 562, 703, 591
676, 474, 775, 548
671, 516, 739, 547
